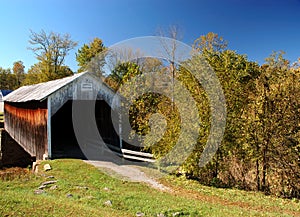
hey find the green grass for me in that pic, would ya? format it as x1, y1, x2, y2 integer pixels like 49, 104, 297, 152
0, 159, 299, 217
161, 175, 300, 216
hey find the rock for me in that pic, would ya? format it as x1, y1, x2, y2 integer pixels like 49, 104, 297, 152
104, 200, 112, 206
136, 212, 145, 217
42, 180, 57, 186
157, 214, 166, 217
38, 185, 47, 189
46, 175, 55, 179
43, 154, 48, 160
103, 187, 110, 191
32, 162, 39, 173
76, 186, 88, 190
50, 185, 58, 190
66, 193, 73, 198
172, 212, 181, 217
34, 189, 45, 195
43, 164, 51, 171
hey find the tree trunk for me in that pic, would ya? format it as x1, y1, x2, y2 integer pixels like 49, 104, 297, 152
261, 141, 268, 192
256, 157, 260, 191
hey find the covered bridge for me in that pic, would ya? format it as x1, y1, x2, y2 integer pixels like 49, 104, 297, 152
3, 72, 121, 160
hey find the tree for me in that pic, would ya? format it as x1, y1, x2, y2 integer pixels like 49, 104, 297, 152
0, 67, 17, 90
23, 62, 73, 85
245, 51, 300, 196
12, 61, 25, 87
107, 62, 142, 91
193, 32, 228, 53
157, 25, 183, 108
76, 37, 106, 76
28, 29, 77, 82
139, 57, 163, 74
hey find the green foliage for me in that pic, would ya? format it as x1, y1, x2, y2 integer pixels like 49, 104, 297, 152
243, 52, 300, 196
103, 32, 300, 199
0, 67, 18, 90
108, 61, 142, 90
76, 37, 106, 76
22, 63, 73, 85
26, 29, 77, 84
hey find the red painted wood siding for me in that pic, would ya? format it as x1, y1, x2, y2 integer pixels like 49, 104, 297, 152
4, 102, 48, 160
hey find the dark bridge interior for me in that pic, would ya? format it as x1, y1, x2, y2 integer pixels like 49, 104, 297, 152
51, 100, 120, 160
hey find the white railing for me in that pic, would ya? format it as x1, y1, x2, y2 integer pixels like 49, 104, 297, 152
105, 143, 155, 163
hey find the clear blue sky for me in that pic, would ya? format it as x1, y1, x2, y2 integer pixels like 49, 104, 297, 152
0, 0, 300, 72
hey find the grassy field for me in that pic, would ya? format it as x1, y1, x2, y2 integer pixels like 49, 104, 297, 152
0, 159, 299, 217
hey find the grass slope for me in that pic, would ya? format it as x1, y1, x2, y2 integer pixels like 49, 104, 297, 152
0, 159, 299, 217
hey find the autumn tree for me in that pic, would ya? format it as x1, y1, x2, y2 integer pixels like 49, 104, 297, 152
193, 32, 228, 53
181, 33, 254, 180
12, 61, 25, 87
27, 29, 77, 83
245, 51, 300, 197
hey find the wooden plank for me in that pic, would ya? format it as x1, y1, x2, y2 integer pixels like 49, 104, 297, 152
47, 97, 51, 159
123, 154, 156, 163
4, 103, 47, 159
121, 149, 154, 158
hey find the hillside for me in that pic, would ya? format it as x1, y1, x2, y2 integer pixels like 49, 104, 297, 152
0, 159, 299, 217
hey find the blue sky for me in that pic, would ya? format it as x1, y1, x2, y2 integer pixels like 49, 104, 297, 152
0, 0, 299, 72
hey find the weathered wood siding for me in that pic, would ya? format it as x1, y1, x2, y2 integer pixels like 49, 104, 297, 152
50, 73, 117, 117
4, 102, 48, 160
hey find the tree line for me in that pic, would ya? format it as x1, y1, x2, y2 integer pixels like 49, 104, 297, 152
0, 30, 105, 89
0, 29, 299, 199
106, 32, 300, 199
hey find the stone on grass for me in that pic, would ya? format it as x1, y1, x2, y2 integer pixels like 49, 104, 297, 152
38, 185, 47, 189
46, 175, 55, 179
42, 180, 57, 186
66, 193, 73, 198
32, 162, 40, 173
50, 185, 58, 190
76, 186, 88, 190
43, 164, 51, 171
104, 200, 112, 206
157, 214, 166, 217
34, 189, 45, 195
136, 212, 145, 217
103, 187, 110, 191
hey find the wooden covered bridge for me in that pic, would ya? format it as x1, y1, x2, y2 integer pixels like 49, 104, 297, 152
3, 72, 154, 162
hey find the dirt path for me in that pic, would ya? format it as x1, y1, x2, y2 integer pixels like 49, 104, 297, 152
84, 160, 170, 191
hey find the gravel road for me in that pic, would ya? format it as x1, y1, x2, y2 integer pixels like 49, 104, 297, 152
85, 160, 170, 191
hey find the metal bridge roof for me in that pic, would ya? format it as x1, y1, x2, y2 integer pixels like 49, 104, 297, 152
4, 72, 88, 102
